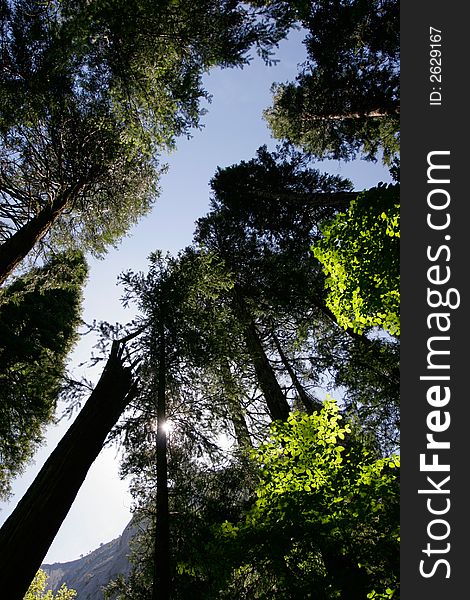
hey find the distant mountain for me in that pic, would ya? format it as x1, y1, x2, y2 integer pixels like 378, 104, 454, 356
42, 519, 137, 599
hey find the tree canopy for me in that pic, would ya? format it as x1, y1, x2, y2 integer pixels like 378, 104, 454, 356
194, 148, 399, 449
0, 4, 400, 598
99, 147, 400, 598
312, 183, 400, 337
263, 0, 400, 163
0, 0, 291, 284
213, 400, 400, 599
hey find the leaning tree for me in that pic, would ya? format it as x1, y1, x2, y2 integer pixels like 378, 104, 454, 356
0, 0, 292, 284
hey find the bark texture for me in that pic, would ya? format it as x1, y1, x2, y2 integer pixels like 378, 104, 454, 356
0, 187, 79, 286
0, 341, 138, 600
271, 331, 321, 415
233, 289, 290, 422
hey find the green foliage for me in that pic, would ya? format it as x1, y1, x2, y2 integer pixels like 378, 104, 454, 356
194, 149, 399, 447
1, 1, 290, 270
108, 400, 399, 599
266, 80, 400, 164
214, 400, 400, 598
0, 252, 87, 497
263, 0, 400, 163
23, 569, 76, 600
251, 400, 353, 499
312, 184, 400, 336
110, 454, 258, 600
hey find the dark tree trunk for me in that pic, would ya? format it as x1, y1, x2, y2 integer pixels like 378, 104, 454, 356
233, 289, 290, 422
305, 107, 400, 122
152, 323, 170, 600
0, 187, 78, 286
271, 331, 321, 415
0, 341, 138, 600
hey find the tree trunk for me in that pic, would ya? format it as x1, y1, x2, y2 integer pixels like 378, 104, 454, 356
0, 340, 138, 600
233, 289, 290, 422
305, 107, 400, 122
0, 187, 78, 286
152, 322, 170, 600
219, 360, 252, 449
270, 331, 321, 415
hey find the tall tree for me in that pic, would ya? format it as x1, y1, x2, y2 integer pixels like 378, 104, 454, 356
0, 338, 139, 600
0, 251, 87, 498
153, 318, 170, 600
1, 0, 157, 283
194, 147, 353, 422
263, 0, 400, 163
194, 148, 399, 449
116, 249, 242, 598
0, 0, 291, 284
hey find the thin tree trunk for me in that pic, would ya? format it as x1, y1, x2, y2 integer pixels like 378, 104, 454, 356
304, 107, 400, 122
152, 322, 170, 600
0, 186, 79, 286
233, 289, 290, 422
0, 340, 138, 600
220, 360, 252, 449
271, 331, 321, 415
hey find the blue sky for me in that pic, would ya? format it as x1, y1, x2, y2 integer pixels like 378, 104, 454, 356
0, 29, 393, 564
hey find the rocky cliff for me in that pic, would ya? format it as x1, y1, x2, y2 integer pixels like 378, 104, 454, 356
42, 519, 136, 599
